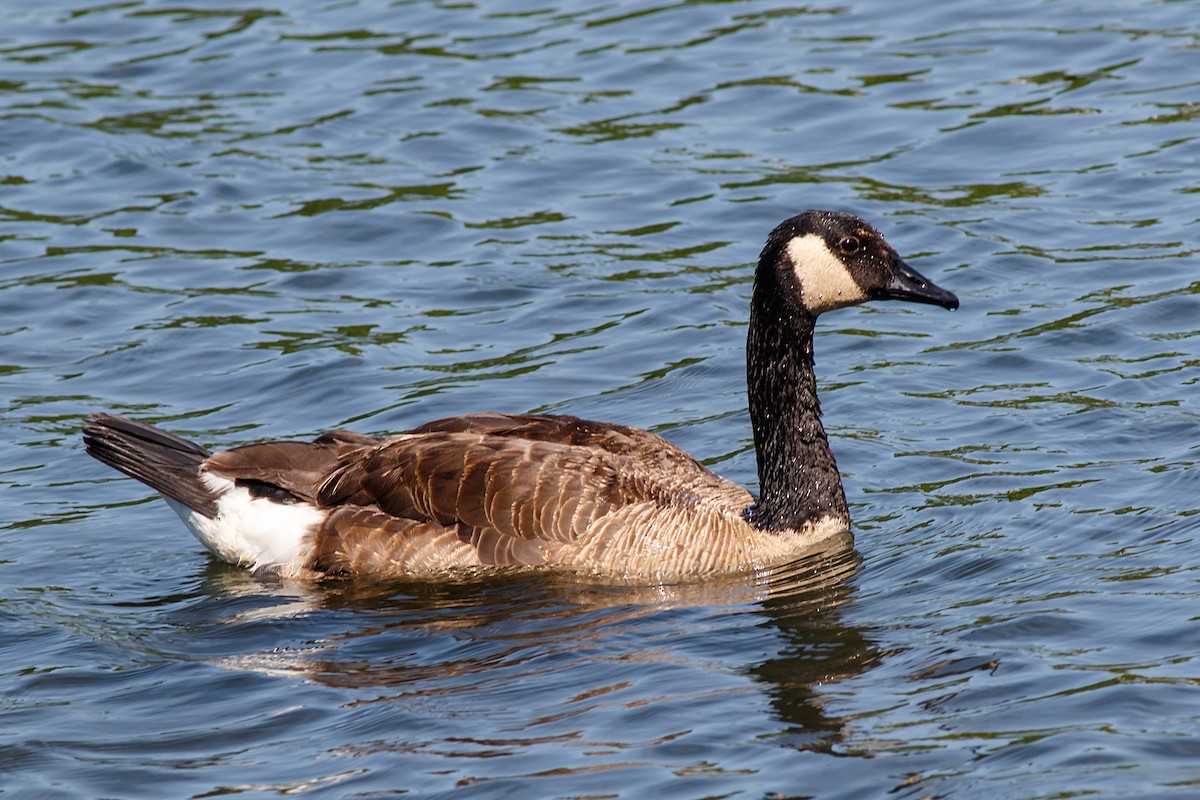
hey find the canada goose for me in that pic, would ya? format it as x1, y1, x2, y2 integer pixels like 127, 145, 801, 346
83, 210, 958, 580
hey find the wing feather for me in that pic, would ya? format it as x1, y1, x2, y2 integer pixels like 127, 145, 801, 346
317, 432, 631, 543
204, 431, 378, 503
296, 414, 753, 573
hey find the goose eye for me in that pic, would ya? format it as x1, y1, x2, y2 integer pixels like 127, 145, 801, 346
839, 236, 861, 254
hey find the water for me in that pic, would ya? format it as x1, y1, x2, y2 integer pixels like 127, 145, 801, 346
3, 0, 1199, 797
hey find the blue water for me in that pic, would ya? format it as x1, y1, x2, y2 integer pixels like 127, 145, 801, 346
3, 1, 1199, 797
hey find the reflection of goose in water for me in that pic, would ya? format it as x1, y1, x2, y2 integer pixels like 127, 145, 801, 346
83, 211, 956, 580
191, 534, 874, 758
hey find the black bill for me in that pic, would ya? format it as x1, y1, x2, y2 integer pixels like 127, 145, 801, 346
873, 259, 959, 310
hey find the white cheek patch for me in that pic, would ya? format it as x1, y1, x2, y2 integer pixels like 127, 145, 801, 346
786, 234, 868, 314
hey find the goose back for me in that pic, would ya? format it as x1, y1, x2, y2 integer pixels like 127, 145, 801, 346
311, 413, 760, 575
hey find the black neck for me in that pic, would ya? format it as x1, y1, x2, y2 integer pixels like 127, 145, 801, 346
745, 271, 849, 531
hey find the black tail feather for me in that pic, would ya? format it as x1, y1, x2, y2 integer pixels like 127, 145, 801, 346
82, 413, 219, 518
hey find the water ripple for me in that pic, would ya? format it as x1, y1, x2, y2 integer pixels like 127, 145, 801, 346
4, 0, 1200, 797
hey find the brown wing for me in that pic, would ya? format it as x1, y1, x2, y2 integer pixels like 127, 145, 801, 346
203, 429, 379, 503
208, 413, 752, 575
410, 413, 749, 507
315, 414, 752, 560
412, 412, 707, 471
317, 432, 631, 543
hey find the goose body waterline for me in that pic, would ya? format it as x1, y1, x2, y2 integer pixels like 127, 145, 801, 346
83, 211, 958, 580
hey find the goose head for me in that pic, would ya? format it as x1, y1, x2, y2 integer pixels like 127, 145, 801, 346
759, 210, 959, 316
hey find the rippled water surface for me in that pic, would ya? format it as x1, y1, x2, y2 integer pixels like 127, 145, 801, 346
3, 1, 1199, 797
